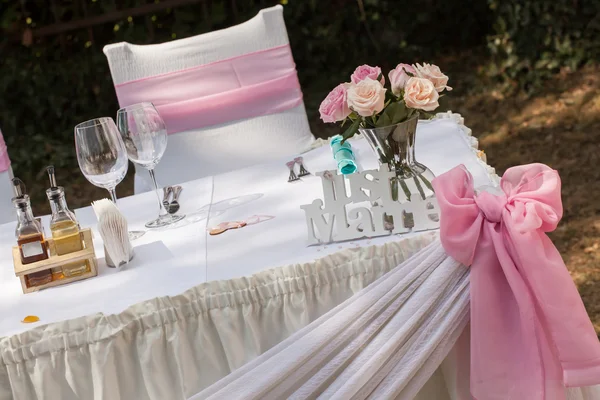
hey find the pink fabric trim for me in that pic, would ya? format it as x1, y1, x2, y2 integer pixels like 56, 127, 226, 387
114, 44, 303, 134
0, 129, 10, 173
115, 44, 292, 87
432, 164, 600, 400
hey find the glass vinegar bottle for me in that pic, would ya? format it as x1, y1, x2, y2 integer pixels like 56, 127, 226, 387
46, 166, 90, 278
12, 178, 52, 287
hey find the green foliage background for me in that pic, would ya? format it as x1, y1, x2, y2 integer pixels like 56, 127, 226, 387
0, 0, 598, 190
487, 0, 600, 90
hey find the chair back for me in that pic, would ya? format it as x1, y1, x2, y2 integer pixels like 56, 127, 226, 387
0, 128, 14, 224
104, 5, 314, 192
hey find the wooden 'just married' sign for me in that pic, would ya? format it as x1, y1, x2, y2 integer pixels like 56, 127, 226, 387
300, 164, 440, 244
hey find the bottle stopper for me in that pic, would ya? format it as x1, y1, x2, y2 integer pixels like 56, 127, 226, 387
45, 165, 64, 200
11, 178, 24, 198
47, 166, 58, 189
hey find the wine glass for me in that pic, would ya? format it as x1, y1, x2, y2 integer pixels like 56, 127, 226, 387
116, 102, 184, 228
74, 117, 145, 240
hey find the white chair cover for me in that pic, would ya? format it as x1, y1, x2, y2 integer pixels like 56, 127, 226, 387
0, 128, 13, 225
0, 171, 13, 225
103, 5, 315, 193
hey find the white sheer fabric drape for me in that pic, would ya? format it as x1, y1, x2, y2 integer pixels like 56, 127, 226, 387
191, 239, 470, 400
189, 235, 600, 400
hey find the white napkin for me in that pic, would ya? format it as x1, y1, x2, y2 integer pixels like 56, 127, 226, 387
91, 199, 133, 267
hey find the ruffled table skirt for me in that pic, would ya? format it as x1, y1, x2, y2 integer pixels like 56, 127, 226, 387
1, 232, 598, 399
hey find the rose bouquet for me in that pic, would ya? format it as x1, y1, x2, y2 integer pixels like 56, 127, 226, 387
319, 63, 452, 141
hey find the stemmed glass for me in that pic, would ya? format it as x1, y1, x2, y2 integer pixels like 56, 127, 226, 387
74, 117, 145, 240
116, 102, 184, 228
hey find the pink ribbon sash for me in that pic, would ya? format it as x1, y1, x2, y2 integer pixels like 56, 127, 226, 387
114, 44, 303, 134
0, 129, 10, 173
432, 164, 600, 400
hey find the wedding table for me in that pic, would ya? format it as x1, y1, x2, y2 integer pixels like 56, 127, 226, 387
0, 114, 495, 399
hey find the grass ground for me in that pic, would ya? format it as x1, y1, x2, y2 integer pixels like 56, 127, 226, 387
26, 61, 600, 334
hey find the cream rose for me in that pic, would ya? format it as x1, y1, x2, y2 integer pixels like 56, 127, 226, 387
403, 77, 439, 111
413, 63, 452, 92
346, 78, 387, 117
388, 63, 416, 95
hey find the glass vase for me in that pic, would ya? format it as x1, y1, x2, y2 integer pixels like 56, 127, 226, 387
360, 116, 435, 202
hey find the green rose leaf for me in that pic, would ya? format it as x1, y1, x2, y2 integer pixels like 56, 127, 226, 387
376, 101, 410, 127
340, 117, 361, 143
378, 110, 393, 127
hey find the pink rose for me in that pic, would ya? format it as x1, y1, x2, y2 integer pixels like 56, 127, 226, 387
388, 63, 416, 95
351, 65, 385, 85
413, 63, 452, 92
319, 83, 351, 123
347, 78, 387, 117
403, 77, 439, 111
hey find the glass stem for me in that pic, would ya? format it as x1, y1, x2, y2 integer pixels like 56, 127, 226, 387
148, 168, 168, 218
108, 188, 118, 203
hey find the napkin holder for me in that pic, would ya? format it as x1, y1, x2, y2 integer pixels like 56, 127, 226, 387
92, 199, 134, 268
12, 228, 98, 293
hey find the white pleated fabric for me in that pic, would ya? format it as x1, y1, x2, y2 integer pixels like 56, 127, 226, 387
103, 5, 315, 193
0, 234, 437, 400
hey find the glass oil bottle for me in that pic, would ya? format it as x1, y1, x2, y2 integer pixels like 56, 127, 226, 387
12, 178, 52, 287
46, 166, 90, 278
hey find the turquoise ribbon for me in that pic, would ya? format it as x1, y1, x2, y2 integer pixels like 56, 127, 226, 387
330, 135, 357, 175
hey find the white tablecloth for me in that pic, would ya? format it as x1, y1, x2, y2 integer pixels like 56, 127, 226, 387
0, 117, 491, 338
0, 115, 507, 400
0, 177, 212, 337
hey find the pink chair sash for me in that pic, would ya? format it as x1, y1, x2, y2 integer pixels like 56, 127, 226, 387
0, 129, 10, 173
432, 164, 600, 400
114, 44, 304, 134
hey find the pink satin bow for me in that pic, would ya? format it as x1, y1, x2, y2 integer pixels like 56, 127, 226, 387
432, 164, 600, 400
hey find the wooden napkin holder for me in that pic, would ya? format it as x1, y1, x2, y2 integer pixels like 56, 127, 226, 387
12, 228, 98, 294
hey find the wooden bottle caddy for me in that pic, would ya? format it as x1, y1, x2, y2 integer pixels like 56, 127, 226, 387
12, 228, 98, 294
